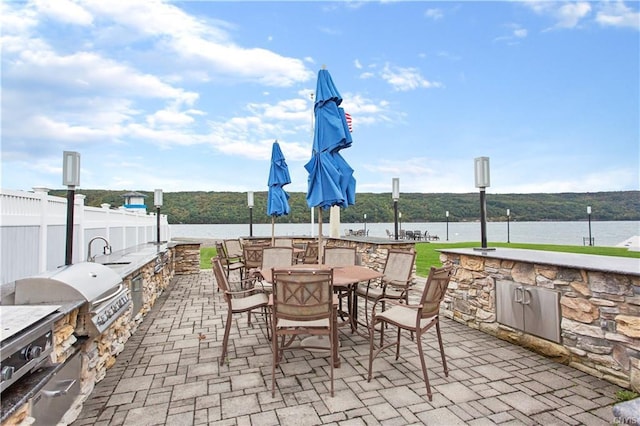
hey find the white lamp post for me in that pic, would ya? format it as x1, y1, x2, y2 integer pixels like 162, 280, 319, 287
247, 191, 254, 237
507, 208, 511, 243
392, 178, 400, 240
63, 151, 80, 265
154, 189, 163, 244
474, 156, 493, 250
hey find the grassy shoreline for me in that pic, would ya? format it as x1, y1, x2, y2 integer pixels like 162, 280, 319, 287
200, 241, 639, 277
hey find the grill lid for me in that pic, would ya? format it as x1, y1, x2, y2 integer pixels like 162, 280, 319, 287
14, 262, 122, 304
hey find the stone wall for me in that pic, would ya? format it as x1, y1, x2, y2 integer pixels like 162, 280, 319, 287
173, 242, 200, 275
440, 250, 640, 393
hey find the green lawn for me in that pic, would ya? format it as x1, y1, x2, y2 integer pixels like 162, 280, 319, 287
201, 242, 639, 277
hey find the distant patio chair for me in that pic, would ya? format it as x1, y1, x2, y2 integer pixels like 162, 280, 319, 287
274, 238, 293, 247
367, 265, 453, 400
302, 241, 319, 264
256, 246, 294, 292
323, 247, 357, 266
215, 242, 245, 285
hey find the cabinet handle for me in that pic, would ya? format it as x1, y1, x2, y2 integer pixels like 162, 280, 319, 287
522, 288, 532, 305
514, 286, 523, 304
41, 379, 76, 397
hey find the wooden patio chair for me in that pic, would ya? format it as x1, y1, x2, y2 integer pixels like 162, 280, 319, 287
274, 238, 293, 247
323, 246, 357, 266
355, 249, 416, 329
367, 266, 453, 400
256, 247, 294, 292
271, 267, 337, 397
212, 256, 269, 366
215, 242, 245, 286
243, 244, 265, 286
223, 239, 244, 260
302, 242, 319, 264
323, 247, 357, 330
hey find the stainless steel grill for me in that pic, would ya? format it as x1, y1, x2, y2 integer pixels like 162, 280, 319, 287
0, 305, 59, 393
14, 262, 131, 337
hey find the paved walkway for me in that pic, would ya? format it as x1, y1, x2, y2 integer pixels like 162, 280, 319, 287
73, 271, 624, 426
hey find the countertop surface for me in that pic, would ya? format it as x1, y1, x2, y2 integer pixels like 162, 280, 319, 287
92, 242, 172, 277
439, 247, 640, 275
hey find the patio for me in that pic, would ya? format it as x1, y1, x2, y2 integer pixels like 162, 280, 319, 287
72, 270, 623, 425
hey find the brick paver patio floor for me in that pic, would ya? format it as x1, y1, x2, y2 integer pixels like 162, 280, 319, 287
73, 270, 624, 425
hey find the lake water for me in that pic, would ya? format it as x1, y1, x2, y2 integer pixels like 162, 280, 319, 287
170, 220, 639, 247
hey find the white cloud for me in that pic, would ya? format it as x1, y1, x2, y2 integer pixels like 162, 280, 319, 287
514, 28, 528, 38
33, 0, 93, 25
354, 59, 362, 69
523, 1, 592, 30
425, 8, 443, 20
82, 0, 313, 87
380, 63, 442, 91
596, 1, 640, 30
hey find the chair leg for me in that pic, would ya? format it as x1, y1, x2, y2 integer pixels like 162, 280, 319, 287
367, 318, 377, 382
220, 310, 233, 366
395, 328, 401, 360
272, 317, 277, 397
435, 318, 448, 376
415, 331, 433, 401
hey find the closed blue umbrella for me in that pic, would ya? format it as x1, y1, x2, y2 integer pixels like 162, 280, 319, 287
305, 68, 356, 256
267, 140, 291, 244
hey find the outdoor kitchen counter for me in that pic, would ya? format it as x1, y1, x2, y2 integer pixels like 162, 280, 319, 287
438, 247, 640, 276
438, 247, 640, 394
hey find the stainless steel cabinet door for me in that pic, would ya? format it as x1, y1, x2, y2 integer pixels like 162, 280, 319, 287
496, 280, 525, 331
523, 286, 561, 343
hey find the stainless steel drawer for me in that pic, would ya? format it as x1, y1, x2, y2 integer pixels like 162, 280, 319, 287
30, 351, 81, 425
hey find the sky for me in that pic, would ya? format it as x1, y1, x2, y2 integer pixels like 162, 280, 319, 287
1, 0, 639, 198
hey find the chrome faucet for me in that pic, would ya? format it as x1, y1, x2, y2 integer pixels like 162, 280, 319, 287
87, 237, 112, 262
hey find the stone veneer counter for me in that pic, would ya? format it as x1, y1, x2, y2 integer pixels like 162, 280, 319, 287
438, 247, 640, 393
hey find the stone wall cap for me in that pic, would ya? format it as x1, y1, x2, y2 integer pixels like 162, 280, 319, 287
439, 248, 640, 276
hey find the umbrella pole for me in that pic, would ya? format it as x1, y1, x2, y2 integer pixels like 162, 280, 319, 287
271, 216, 275, 246
318, 207, 323, 264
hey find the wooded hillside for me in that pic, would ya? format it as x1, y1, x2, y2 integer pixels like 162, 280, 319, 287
49, 190, 639, 224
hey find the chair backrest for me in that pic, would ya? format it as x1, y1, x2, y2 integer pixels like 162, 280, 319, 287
262, 247, 294, 269
224, 239, 243, 258
271, 268, 333, 321
243, 245, 264, 269
211, 256, 230, 294
382, 249, 416, 288
420, 266, 453, 318
303, 242, 319, 264
323, 247, 356, 267
274, 238, 293, 247
216, 242, 229, 263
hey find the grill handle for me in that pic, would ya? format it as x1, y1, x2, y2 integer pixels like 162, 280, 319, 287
92, 284, 124, 305
42, 379, 76, 397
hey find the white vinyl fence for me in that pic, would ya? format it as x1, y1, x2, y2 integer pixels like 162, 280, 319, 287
0, 188, 170, 285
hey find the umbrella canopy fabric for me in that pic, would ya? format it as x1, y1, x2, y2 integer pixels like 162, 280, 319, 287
305, 69, 356, 210
267, 141, 291, 217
